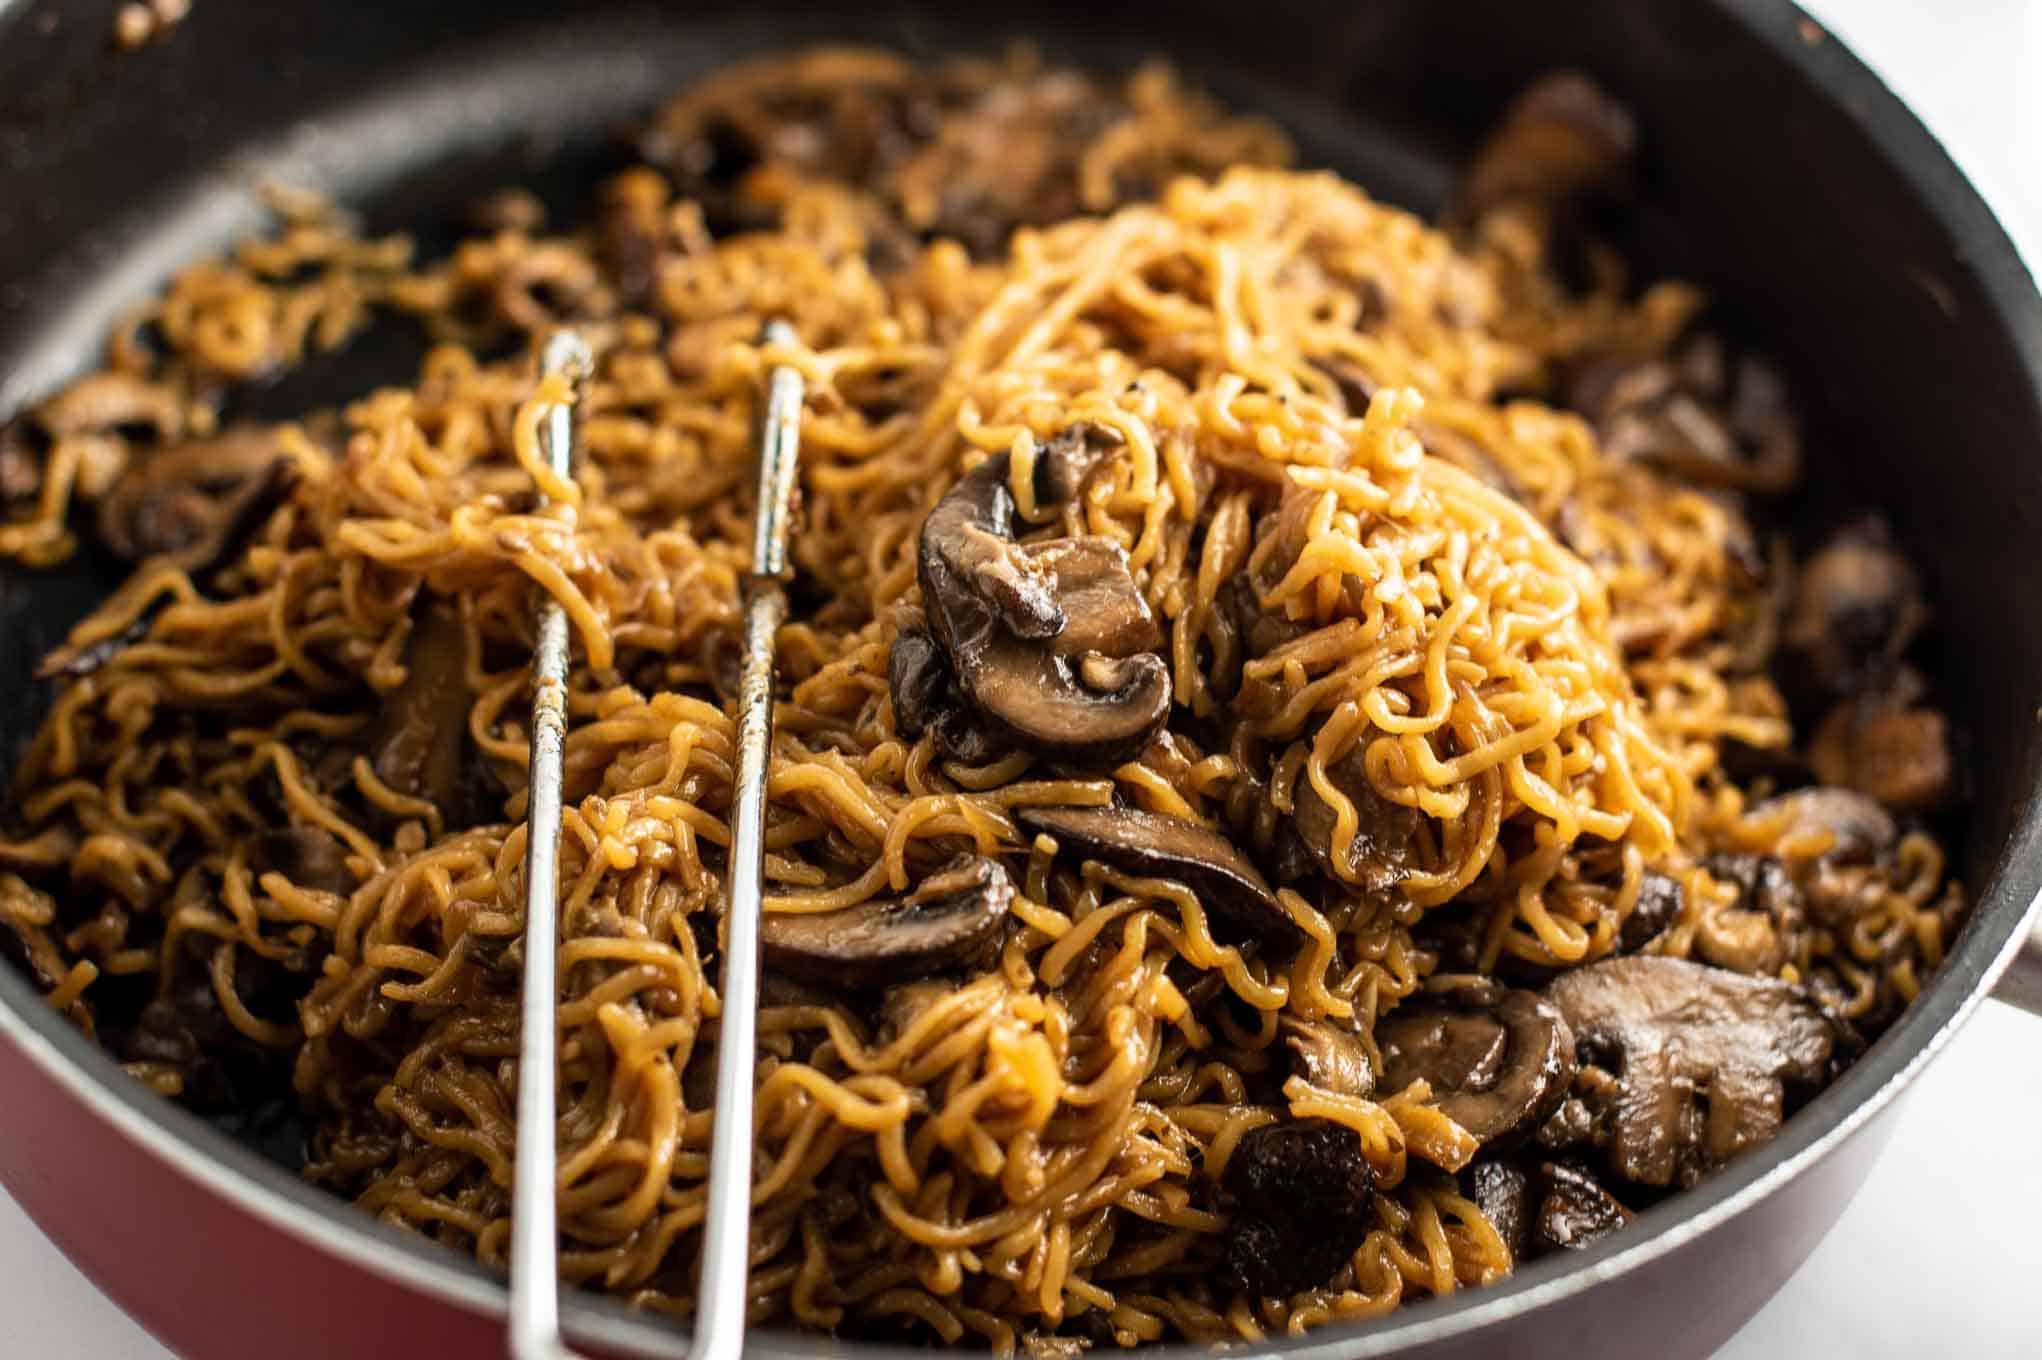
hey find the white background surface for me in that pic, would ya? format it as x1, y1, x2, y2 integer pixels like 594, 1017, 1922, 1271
4, 1, 2042, 1356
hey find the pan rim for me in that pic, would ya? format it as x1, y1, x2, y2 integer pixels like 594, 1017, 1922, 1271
3, 0, 2041, 1356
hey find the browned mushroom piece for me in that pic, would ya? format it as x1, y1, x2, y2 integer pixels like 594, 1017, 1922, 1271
1618, 869, 1684, 952
1809, 669, 1954, 813
367, 605, 472, 815
759, 855, 1011, 991
1696, 853, 1803, 976
1292, 746, 1423, 893
1377, 976, 1577, 1144
1531, 1161, 1633, 1253
38, 455, 300, 681
1216, 1118, 1375, 1298
1542, 956, 1839, 1188
762, 855, 1012, 989
251, 826, 357, 897
1783, 516, 1927, 697
1568, 335, 1801, 494
910, 427, 1170, 764
887, 608, 1015, 764
1451, 72, 1637, 227
1461, 1159, 1532, 1261
1751, 785, 1897, 862
1014, 804, 1301, 946
1279, 1014, 1376, 1098
95, 427, 292, 565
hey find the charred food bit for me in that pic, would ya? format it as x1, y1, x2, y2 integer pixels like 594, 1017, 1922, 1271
1618, 869, 1685, 952
1217, 1118, 1375, 1297
1377, 976, 1577, 1144
1531, 1161, 1633, 1253
1014, 804, 1300, 946
1461, 1160, 1531, 1261
911, 427, 1169, 764
761, 854, 1013, 989
1542, 956, 1839, 1187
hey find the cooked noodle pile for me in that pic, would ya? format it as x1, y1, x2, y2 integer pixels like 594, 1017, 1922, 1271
0, 49, 1964, 1349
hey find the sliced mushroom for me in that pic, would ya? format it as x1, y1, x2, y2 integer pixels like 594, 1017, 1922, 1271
251, 826, 357, 896
1451, 72, 1637, 226
1750, 786, 1896, 863
1461, 1159, 1531, 1262
1293, 747, 1423, 893
1378, 976, 1576, 1144
97, 427, 288, 563
887, 609, 1007, 763
1618, 869, 1684, 952
39, 457, 299, 681
1542, 956, 1839, 1187
368, 605, 472, 815
1783, 516, 1927, 698
1279, 1015, 1376, 1098
1568, 336, 1800, 495
1531, 1161, 1633, 1254
1014, 804, 1300, 945
1696, 853, 1802, 976
761, 854, 1012, 989
1216, 1118, 1375, 1298
912, 428, 1169, 764
1810, 686, 1953, 814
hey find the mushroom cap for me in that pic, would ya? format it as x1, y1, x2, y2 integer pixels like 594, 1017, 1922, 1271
1014, 804, 1300, 945
914, 439, 1169, 765
761, 853, 1013, 989
1378, 976, 1577, 1144
1542, 955, 1838, 1187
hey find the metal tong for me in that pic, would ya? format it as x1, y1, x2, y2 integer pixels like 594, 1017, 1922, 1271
510, 323, 806, 1360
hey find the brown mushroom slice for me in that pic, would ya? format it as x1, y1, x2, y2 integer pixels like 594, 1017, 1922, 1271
1217, 1118, 1376, 1298
1810, 680, 1954, 814
251, 827, 357, 897
1292, 747, 1423, 893
1750, 786, 1897, 863
1279, 1015, 1376, 1098
1783, 516, 1927, 697
38, 457, 299, 681
1531, 1162, 1633, 1254
96, 427, 288, 563
1377, 976, 1576, 1144
761, 854, 1013, 989
1014, 804, 1300, 945
912, 430, 1169, 765
1451, 72, 1637, 227
1542, 956, 1838, 1188
368, 605, 472, 813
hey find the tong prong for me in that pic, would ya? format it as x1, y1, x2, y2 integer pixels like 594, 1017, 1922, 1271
510, 329, 593, 1360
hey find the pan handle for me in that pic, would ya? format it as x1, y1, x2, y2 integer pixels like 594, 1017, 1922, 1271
1991, 905, 2042, 1017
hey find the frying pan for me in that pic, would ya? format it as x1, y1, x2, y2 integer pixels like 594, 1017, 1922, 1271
1, 2, 2039, 1357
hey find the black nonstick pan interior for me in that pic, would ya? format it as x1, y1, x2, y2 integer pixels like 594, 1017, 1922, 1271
3, 3, 2040, 1358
